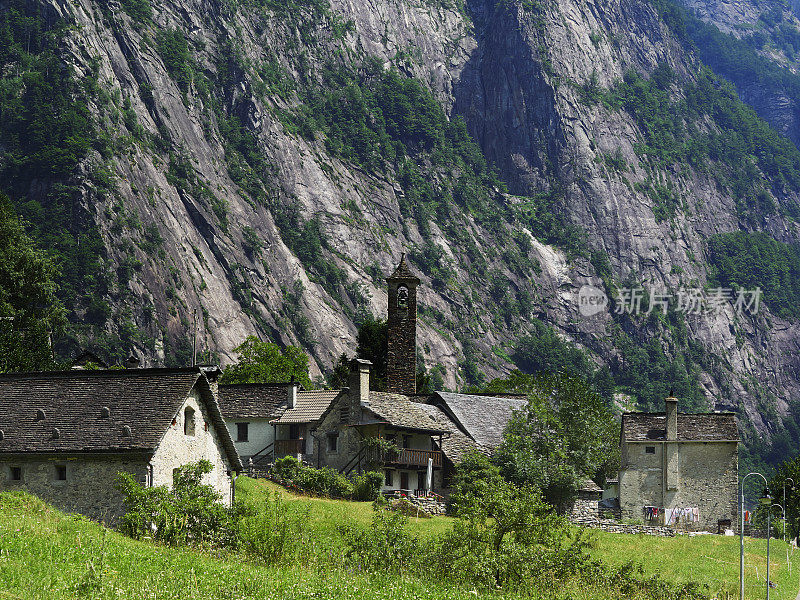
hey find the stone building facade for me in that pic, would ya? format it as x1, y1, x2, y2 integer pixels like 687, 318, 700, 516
618, 396, 738, 531
0, 367, 241, 523
386, 254, 419, 395
312, 359, 449, 494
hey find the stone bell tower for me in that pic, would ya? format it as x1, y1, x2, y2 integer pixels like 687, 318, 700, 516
386, 254, 420, 395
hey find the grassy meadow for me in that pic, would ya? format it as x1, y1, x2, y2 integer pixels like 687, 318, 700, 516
0, 477, 797, 599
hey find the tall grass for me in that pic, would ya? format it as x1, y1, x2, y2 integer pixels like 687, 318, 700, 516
1, 480, 798, 600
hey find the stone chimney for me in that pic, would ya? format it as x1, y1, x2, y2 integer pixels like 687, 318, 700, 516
345, 358, 371, 426
386, 254, 420, 395
198, 365, 221, 400
665, 394, 678, 440
349, 358, 372, 404
288, 380, 299, 409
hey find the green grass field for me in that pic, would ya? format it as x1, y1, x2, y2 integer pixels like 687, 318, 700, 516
0, 478, 797, 600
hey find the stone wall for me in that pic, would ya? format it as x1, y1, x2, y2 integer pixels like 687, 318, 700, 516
573, 517, 677, 537
570, 497, 599, 521
620, 440, 737, 531
386, 277, 417, 395
0, 455, 148, 524
151, 389, 233, 505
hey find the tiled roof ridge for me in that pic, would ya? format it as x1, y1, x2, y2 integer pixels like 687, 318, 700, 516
0, 367, 208, 380
220, 381, 296, 388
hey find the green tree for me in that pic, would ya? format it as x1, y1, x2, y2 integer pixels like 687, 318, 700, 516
491, 373, 619, 510
435, 451, 587, 589
356, 316, 387, 390
327, 352, 350, 388
769, 454, 800, 540
220, 336, 312, 388
0, 195, 64, 373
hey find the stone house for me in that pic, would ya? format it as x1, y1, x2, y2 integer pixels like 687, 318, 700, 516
0, 367, 241, 523
310, 257, 531, 496
218, 382, 342, 467
312, 359, 455, 494
618, 395, 739, 531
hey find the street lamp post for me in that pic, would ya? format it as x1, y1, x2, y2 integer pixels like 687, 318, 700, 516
768, 503, 786, 600
784, 477, 795, 544
741, 472, 769, 600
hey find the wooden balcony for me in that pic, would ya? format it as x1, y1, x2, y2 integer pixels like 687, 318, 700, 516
387, 449, 442, 468
275, 439, 304, 456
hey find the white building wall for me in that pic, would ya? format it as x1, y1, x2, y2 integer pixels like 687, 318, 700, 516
226, 418, 274, 459
151, 388, 232, 505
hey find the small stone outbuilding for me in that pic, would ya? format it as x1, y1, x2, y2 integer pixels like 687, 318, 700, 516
619, 396, 738, 531
0, 367, 241, 523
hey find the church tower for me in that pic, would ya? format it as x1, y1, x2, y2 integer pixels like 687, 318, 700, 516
386, 254, 420, 395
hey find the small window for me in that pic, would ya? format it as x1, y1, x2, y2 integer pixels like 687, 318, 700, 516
55, 465, 67, 481
289, 424, 301, 440
645, 446, 656, 454
184, 407, 196, 436
10, 466, 21, 481
237, 422, 249, 443
385, 469, 393, 486
327, 432, 339, 453
402, 435, 411, 449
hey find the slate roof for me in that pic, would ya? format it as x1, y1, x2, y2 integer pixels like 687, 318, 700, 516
0, 368, 242, 470
387, 254, 420, 282
431, 392, 527, 450
218, 383, 289, 420
360, 392, 451, 433
270, 390, 342, 424
621, 412, 739, 442
579, 479, 603, 493
413, 403, 483, 464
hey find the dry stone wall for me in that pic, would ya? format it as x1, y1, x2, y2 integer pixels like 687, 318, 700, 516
0, 455, 148, 524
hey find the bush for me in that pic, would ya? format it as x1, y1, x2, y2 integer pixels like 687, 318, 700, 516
352, 471, 384, 501
437, 451, 590, 589
114, 460, 234, 547
270, 458, 381, 500
273, 455, 302, 480
296, 466, 354, 498
342, 509, 421, 575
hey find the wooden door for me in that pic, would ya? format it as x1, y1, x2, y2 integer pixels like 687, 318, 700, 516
400, 472, 409, 490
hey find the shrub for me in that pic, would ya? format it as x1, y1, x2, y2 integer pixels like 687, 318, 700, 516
436, 451, 591, 589
342, 508, 421, 575
114, 460, 234, 547
352, 471, 384, 501
273, 455, 302, 480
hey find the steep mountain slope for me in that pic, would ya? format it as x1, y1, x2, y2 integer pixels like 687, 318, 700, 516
3, 0, 800, 465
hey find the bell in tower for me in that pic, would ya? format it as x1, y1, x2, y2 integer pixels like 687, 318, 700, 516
386, 254, 420, 395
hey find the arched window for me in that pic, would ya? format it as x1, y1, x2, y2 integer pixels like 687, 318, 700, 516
397, 286, 409, 308
184, 407, 196, 436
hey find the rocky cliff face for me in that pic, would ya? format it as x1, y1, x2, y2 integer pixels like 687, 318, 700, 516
5, 0, 800, 449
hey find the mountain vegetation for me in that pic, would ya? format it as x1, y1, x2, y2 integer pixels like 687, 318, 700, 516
4, 0, 800, 480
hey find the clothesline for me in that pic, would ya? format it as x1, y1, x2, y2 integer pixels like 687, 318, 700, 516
642, 505, 700, 524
